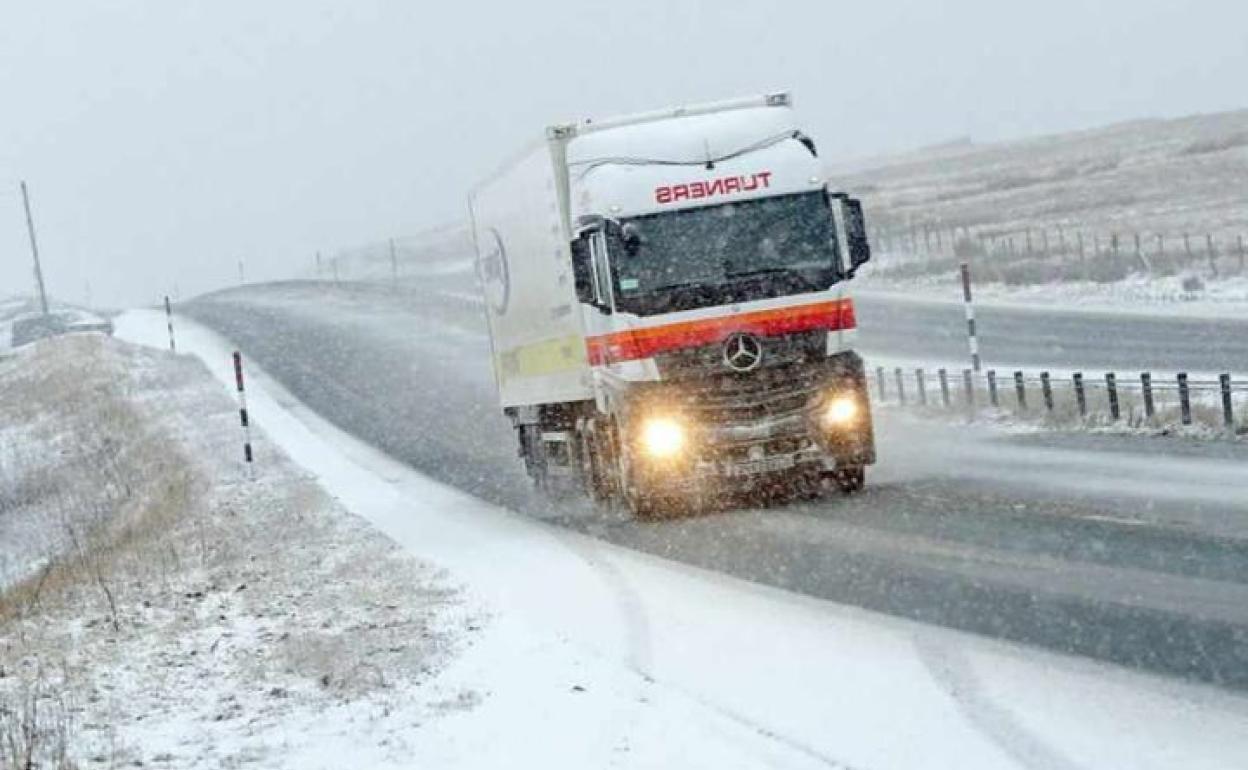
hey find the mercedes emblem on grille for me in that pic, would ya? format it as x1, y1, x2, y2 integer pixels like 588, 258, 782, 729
722, 332, 763, 372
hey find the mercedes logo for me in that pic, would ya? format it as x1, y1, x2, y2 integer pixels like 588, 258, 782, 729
722, 332, 763, 372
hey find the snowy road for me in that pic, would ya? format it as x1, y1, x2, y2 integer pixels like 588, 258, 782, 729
181, 280, 1248, 690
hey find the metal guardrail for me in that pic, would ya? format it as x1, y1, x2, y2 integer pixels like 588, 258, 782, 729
869, 365, 1247, 434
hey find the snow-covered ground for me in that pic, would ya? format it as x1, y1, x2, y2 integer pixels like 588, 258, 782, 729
0, 334, 469, 767
832, 108, 1248, 243
860, 272, 1248, 318
99, 308, 1248, 769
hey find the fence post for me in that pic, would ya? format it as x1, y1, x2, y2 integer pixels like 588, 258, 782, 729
1221, 374, 1235, 431
1106, 373, 1120, 422
1141, 372, 1155, 420
876, 366, 887, 401
233, 351, 255, 473
916, 368, 928, 406
938, 368, 951, 408
963, 369, 975, 418
1040, 371, 1054, 412
987, 369, 999, 407
1041, 228, 1050, 257
1206, 233, 1219, 279
1178, 372, 1192, 425
1183, 233, 1193, 265
1014, 370, 1027, 411
894, 367, 907, 406
164, 295, 176, 352
1073, 372, 1087, 418
1134, 232, 1151, 274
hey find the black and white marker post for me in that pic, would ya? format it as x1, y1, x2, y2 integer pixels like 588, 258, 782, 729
164, 295, 176, 352
960, 261, 982, 373
232, 351, 255, 476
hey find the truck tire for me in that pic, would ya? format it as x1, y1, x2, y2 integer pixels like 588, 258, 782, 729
519, 424, 548, 489
833, 466, 866, 494
578, 428, 611, 504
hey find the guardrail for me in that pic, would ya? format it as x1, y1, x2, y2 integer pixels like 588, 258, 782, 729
868, 365, 1247, 435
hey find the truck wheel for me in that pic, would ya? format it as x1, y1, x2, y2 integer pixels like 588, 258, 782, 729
833, 466, 866, 494
579, 428, 610, 504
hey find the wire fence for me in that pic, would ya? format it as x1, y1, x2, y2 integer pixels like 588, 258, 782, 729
868, 364, 1248, 436
868, 222, 1248, 285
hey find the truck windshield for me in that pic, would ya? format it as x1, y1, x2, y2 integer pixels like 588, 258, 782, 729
610, 191, 842, 316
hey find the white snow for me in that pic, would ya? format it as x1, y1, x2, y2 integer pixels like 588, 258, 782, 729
859, 275, 1248, 319
114, 308, 1248, 770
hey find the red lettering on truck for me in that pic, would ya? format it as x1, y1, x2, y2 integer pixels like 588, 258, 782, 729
654, 172, 773, 205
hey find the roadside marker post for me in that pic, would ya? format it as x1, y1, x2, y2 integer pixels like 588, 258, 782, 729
164, 295, 176, 352
233, 351, 255, 475
986, 369, 999, 407
1073, 373, 1087, 418
1040, 371, 1054, 412
959, 261, 981, 373
894, 367, 906, 406
1141, 373, 1155, 420
1014, 371, 1027, 411
938, 368, 951, 408
915, 368, 927, 406
1106, 373, 1120, 422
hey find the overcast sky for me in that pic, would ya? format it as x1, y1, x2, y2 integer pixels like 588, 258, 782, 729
2, 0, 1245, 306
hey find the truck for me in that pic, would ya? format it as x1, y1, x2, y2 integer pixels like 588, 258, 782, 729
469, 92, 875, 516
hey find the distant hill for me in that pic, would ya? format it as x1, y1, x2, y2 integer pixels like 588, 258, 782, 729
829, 109, 1248, 244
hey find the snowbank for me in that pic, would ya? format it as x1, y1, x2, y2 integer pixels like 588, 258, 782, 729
114, 308, 1248, 769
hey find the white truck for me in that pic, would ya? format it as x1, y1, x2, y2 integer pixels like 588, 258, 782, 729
469, 92, 875, 516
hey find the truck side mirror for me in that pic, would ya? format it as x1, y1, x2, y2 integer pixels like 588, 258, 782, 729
843, 197, 871, 274
571, 236, 594, 303
829, 193, 871, 277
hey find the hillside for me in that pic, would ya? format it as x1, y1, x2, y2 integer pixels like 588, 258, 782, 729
831, 109, 1248, 242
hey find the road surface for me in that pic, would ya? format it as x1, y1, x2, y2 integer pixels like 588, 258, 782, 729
184, 279, 1248, 690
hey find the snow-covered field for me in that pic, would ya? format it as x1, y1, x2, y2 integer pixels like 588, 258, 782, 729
0, 334, 469, 767
833, 108, 1248, 243
94, 308, 1248, 769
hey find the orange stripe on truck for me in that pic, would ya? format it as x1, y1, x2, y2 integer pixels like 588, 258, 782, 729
585, 298, 855, 366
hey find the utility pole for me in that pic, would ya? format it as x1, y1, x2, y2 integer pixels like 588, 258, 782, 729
20, 181, 50, 316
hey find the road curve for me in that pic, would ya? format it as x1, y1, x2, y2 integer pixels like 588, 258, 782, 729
184, 279, 1248, 690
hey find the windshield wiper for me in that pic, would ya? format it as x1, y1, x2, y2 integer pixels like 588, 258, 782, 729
725, 266, 820, 291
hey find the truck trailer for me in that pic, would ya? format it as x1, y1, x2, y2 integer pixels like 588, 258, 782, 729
469, 92, 875, 516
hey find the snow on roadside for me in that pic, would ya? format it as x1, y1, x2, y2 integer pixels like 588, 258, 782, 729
860, 272, 1248, 319
0, 334, 474, 768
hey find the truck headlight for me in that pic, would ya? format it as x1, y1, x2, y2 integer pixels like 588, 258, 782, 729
639, 417, 686, 459
822, 395, 859, 427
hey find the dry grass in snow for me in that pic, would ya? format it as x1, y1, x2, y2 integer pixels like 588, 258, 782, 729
0, 334, 474, 768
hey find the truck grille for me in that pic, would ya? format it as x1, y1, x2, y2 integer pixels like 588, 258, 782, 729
681, 363, 825, 426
